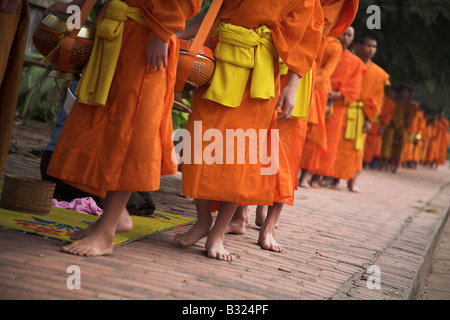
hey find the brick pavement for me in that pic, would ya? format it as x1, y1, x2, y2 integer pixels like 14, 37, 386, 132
1, 151, 449, 300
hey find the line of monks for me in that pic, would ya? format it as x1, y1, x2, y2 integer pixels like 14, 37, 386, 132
34, 0, 449, 260
298, 28, 450, 192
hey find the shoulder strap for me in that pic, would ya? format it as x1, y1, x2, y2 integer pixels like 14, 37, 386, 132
57, 0, 99, 73
174, 0, 223, 93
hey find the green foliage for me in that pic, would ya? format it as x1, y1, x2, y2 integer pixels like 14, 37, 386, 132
172, 109, 189, 130
18, 52, 65, 124
172, 93, 192, 130
352, 1, 450, 113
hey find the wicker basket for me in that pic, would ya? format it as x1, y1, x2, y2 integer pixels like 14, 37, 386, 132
174, 39, 215, 113
32, 13, 95, 80
0, 174, 55, 215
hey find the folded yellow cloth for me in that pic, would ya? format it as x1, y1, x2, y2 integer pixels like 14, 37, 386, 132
203, 22, 278, 107
76, 0, 148, 106
344, 101, 365, 150
291, 68, 312, 120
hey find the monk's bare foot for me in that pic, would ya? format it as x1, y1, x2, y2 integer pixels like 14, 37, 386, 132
62, 231, 114, 256
347, 179, 361, 193
319, 178, 332, 188
70, 209, 133, 240
226, 206, 248, 234
299, 180, 310, 188
330, 183, 341, 190
226, 219, 246, 235
255, 206, 267, 227
309, 179, 321, 188
258, 228, 284, 252
174, 219, 212, 247
205, 232, 232, 261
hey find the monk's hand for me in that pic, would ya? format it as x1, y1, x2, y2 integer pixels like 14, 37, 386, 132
363, 119, 372, 133
328, 91, 342, 101
0, 0, 21, 13
277, 71, 300, 122
146, 35, 168, 71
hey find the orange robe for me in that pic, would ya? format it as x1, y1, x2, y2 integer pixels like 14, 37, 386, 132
309, 49, 366, 177
437, 117, 450, 164
364, 94, 396, 162
300, 36, 342, 172
47, 0, 202, 197
401, 101, 420, 163
0, 0, 29, 175
387, 100, 415, 164
274, 72, 311, 205
424, 121, 440, 164
333, 60, 388, 180
421, 122, 433, 163
321, 0, 359, 37
181, 0, 324, 206
275, 0, 358, 205
412, 109, 426, 163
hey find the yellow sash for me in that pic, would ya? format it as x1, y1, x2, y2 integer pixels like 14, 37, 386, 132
203, 22, 278, 107
291, 68, 312, 120
76, 0, 148, 106
344, 101, 365, 150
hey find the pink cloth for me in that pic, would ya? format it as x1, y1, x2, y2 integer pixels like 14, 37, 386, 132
52, 197, 103, 216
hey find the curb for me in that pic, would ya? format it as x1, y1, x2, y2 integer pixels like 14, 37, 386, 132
408, 181, 450, 299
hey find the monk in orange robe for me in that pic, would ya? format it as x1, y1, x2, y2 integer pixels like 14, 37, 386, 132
226, 0, 359, 251
402, 102, 424, 167
0, 0, 29, 175
175, 0, 324, 261
387, 86, 416, 172
411, 105, 427, 166
298, 36, 342, 187
400, 100, 420, 167
308, 26, 366, 187
299, 0, 359, 188
363, 84, 395, 166
424, 112, 441, 168
436, 109, 449, 165
378, 87, 398, 170
46, 0, 202, 256
332, 34, 389, 192
420, 108, 433, 165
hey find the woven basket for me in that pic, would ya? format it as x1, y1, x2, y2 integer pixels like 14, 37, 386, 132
0, 174, 55, 215
174, 40, 215, 113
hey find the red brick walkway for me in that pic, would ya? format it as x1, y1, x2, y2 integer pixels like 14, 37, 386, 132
1, 119, 450, 301
1, 159, 449, 300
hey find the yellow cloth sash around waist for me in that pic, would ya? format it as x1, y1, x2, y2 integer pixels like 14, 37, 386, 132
344, 101, 365, 150
75, 0, 148, 106
292, 68, 312, 120
203, 22, 279, 108
279, 59, 311, 120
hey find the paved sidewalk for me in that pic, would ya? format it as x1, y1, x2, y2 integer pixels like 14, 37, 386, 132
1, 140, 449, 299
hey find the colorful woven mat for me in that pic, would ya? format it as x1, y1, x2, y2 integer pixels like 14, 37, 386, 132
0, 205, 195, 247
0, 179, 195, 247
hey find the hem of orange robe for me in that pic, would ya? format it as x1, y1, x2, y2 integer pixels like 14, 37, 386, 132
59, 178, 163, 199
181, 192, 276, 207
